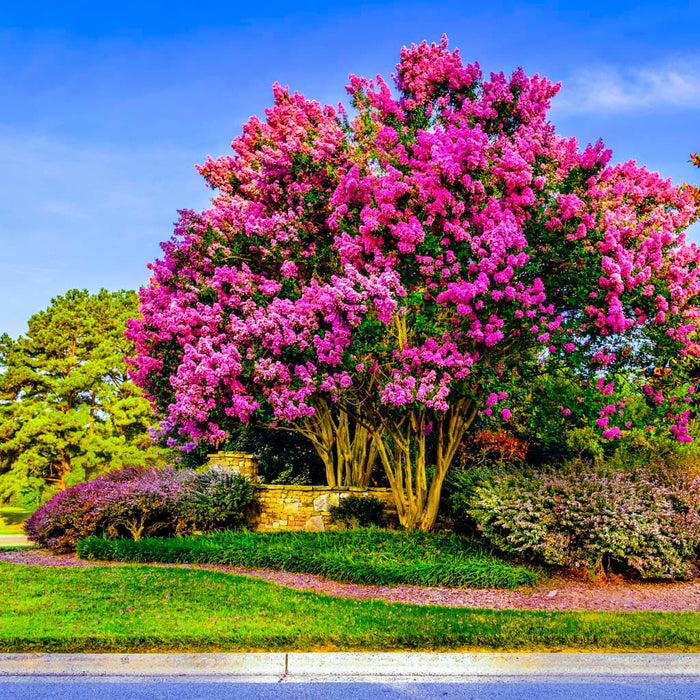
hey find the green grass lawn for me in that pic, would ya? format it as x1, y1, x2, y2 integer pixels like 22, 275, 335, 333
3, 561, 700, 653
77, 528, 540, 589
0, 506, 32, 535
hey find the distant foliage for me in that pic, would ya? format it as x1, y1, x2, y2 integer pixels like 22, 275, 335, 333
329, 495, 385, 528
226, 426, 327, 485
464, 460, 700, 580
24, 466, 255, 552
175, 427, 328, 485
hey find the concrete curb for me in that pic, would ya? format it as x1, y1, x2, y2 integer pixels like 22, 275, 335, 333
0, 653, 286, 678
288, 652, 700, 678
2, 652, 700, 680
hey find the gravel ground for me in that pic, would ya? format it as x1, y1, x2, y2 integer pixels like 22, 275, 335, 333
3, 548, 700, 612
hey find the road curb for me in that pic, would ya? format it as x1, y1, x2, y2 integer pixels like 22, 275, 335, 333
288, 652, 700, 678
0, 653, 286, 678
0, 535, 29, 546
2, 652, 700, 679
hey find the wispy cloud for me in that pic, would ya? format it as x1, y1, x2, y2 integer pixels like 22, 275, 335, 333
0, 262, 55, 280
555, 58, 700, 114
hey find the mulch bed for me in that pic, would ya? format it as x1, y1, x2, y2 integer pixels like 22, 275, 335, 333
3, 548, 700, 612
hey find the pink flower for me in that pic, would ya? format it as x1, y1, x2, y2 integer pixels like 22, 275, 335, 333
602, 427, 622, 439
128, 37, 700, 456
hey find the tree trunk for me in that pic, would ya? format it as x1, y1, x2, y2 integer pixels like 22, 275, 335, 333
126, 518, 145, 541
373, 399, 478, 531
295, 399, 377, 488
51, 456, 72, 491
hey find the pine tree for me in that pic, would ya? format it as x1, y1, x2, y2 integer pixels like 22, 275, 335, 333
0, 289, 170, 505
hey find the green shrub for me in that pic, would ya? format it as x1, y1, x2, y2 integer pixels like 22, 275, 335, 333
180, 468, 255, 531
329, 495, 384, 528
442, 466, 505, 532
78, 528, 541, 589
463, 460, 700, 580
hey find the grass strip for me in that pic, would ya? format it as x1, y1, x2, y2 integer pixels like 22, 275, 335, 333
0, 506, 32, 535
2, 562, 700, 652
77, 529, 540, 589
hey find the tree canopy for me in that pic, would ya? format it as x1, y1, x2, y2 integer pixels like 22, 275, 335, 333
0, 289, 170, 505
130, 38, 700, 529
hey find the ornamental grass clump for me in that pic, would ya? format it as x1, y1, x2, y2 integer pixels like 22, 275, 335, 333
465, 460, 700, 580
179, 468, 255, 531
78, 528, 541, 589
25, 466, 255, 553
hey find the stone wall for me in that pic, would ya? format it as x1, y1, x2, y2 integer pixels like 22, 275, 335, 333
250, 484, 397, 532
206, 451, 396, 532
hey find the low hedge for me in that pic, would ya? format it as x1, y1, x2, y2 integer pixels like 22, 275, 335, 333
329, 494, 385, 528
460, 460, 700, 580
77, 528, 541, 589
25, 466, 255, 553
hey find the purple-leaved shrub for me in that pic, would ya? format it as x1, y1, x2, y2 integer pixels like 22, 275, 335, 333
24, 468, 142, 553
465, 460, 700, 580
99, 467, 194, 541
24, 466, 255, 552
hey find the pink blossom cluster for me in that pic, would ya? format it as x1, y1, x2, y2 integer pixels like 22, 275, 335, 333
128, 37, 700, 449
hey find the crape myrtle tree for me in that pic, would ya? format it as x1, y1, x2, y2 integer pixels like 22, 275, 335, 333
130, 37, 700, 530
129, 85, 379, 489
0, 289, 170, 505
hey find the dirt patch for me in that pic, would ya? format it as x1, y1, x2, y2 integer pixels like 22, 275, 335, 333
3, 548, 700, 612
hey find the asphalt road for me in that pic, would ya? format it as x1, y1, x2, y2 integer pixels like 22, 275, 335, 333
5, 678, 700, 699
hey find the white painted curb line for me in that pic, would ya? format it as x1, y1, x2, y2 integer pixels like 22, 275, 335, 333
0, 653, 286, 677
2, 652, 700, 679
289, 652, 700, 677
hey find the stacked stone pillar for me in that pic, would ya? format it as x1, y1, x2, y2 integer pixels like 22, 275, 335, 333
206, 451, 259, 481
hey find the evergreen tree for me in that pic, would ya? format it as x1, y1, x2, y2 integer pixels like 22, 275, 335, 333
0, 289, 170, 505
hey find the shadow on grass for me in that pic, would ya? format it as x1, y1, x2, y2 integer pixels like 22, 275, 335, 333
0, 506, 32, 535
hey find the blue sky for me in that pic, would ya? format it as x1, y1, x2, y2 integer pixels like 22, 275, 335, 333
2, 0, 699, 338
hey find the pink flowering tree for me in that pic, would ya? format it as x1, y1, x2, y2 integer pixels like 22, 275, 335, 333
130, 37, 700, 530
129, 87, 379, 488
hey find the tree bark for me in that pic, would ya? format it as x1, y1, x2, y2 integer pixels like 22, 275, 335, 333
294, 399, 377, 488
373, 399, 478, 530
